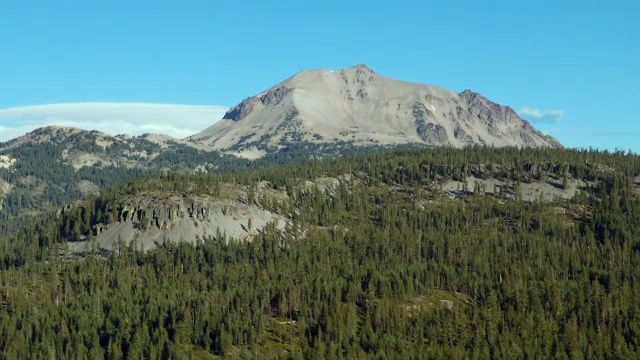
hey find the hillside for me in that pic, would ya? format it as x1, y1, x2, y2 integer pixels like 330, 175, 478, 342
0, 126, 257, 226
59, 146, 631, 253
0, 125, 439, 227
0, 126, 205, 170
190, 65, 561, 157
1, 146, 638, 358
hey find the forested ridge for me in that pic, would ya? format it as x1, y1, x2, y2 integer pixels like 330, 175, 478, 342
0, 129, 392, 235
0, 146, 639, 359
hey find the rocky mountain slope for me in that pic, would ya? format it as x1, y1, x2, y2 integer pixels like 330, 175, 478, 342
189, 64, 561, 155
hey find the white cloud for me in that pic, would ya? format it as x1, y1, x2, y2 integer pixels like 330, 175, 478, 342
518, 107, 565, 124
0, 103, 229, 142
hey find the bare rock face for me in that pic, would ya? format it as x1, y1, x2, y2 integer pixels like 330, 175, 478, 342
458, 90, 561, 148
222, 86, 294, 123
222, 97, 255, 122
65, 191, 287, 252
61, 175, 355, 253
259, 86, 293, 106
412, 103, 448, 145
190, 64, 561, 154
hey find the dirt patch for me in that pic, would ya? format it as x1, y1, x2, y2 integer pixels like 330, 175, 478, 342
519, 178, 583, 202
228, 147, 267, 160
18, 175, 40, 187
303, 174, 354, 196
0, 180, 13, 195
0, 155, 17, 169
442, 176, 505, 196
403, 291, 474, 315
77, 180, 100, 196
0, 180, 13, 211
95, 137, 115, 149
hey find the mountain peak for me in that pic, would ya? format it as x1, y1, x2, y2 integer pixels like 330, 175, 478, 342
192, 66, 561, 154
33, 125, 84, 133
346, 64, 376, 73
0, 126, 95, 152
22, 126, 89, 141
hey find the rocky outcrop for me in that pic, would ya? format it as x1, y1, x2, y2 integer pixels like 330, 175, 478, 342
222, 86, 293, 123
0, 155, 16, 169
222, 97, 255, 122
115, 197, 225, 231
66, 191, 287, 253
260, 86, 293, 106
413, 103, 449, 145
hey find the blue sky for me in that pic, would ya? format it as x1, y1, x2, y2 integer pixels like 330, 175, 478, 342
0, 0, 638, 151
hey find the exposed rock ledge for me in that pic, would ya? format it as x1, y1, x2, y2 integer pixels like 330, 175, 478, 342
68, 192, 287, 253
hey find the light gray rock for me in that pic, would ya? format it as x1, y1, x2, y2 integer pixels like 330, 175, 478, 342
189, 64, 561, 155
68, 191, 287, 253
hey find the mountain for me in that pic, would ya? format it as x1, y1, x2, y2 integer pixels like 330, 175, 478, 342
1, 126, 174, 169
0, 126, 236, 223
189, 64, 561, 155
0, 102, 229, 142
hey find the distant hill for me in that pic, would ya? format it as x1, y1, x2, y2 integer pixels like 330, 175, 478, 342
0, 126, 389, 224
0, 126, 228, 223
